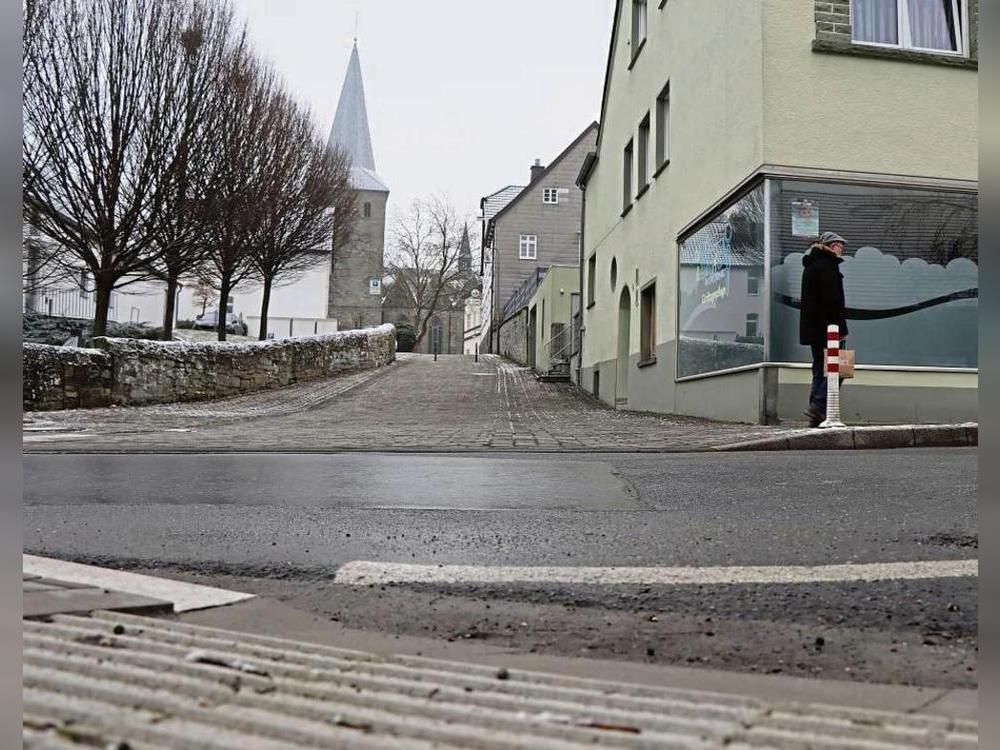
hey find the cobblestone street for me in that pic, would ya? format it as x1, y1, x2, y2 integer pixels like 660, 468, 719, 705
23, 354, 792, 452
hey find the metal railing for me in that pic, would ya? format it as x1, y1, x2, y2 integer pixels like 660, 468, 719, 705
502, 267, 548, 319
24, 286, 119, 320
540, 322, 571, 376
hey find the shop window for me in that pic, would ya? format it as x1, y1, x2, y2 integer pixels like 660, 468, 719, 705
677, 185, 766, 378
640, 282, 656, 362
769, 179, 977, 368
852, 0, 968, 55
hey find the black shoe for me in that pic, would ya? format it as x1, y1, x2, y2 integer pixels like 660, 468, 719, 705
804, 407, 824, 428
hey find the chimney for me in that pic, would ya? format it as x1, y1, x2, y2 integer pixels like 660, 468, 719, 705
530, 159, 545, 184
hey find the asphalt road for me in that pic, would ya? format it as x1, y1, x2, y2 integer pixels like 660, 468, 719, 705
24, 449, 978, 688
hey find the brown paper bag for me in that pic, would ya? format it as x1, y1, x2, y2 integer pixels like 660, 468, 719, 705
840, 350, 855, 379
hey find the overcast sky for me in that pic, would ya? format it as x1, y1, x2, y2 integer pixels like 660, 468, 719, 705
229, 0, 614, 237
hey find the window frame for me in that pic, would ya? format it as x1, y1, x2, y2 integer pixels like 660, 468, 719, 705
637, 112, 651, 195
655, 82, 670, 174
587, 254, 597, 308
747, 268, 761, 297
519, 234, 538, 260
631, 0, 648, 62
850, 0, 969, 57
622, 138, 634, 215
542, 188, 560, 205
745, 313, 760, 339
639, 280, 657, 364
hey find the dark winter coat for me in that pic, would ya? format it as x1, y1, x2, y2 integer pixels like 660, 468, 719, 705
799, 244, 848, 346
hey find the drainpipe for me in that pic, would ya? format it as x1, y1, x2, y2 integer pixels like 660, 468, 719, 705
577, 190, 585, 386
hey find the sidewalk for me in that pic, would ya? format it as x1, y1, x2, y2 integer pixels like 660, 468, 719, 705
23, 557, 978, 748
22, 353, 977, 453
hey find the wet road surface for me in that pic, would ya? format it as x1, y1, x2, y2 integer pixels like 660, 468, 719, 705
24, 448, 977, 689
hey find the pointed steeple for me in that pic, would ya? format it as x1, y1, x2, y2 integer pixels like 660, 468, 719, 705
328, 41, 387, 192
458, 223, 472, 274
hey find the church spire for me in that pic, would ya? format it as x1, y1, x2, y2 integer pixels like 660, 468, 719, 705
328, 41, 377, 174
458, 222, 472, 274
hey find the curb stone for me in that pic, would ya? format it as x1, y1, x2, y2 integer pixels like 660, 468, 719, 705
718, 423, 976, 452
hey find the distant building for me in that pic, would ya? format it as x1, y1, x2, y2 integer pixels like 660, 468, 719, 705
463, 289, 483, 355
381, 224, 480, 355
479, 122, 598, 354
578, 0, 978, 423
326, 40, 389, 331
477, 185, 523, 353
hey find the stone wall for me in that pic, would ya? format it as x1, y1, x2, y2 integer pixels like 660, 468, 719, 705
23, 344, 114, 410
498, 308, 528, 366
24, 325, 396, 411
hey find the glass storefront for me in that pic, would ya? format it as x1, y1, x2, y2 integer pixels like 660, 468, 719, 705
677, 179, 978, 378
677, 185, 766, 378
769, 180, 978, 369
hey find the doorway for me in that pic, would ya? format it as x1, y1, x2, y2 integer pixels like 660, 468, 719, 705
527, 305, 537, 368
616, 287, 631, 407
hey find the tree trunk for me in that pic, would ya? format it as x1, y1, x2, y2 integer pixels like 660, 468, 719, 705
162, 275, 179, 341
258, 276, 273, 341
217, 277, 231, 342
92, 278, 113, 339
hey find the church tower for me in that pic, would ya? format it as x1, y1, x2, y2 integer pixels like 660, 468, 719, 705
327, 41, 389, 330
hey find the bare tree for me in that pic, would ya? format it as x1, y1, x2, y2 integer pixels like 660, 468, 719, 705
191, 277, 217, 317
195, 48, 281, 340
23, 0, 194, 337
146, 0, 236, 340
250, 98, 357, 339
386, 196, 468, 348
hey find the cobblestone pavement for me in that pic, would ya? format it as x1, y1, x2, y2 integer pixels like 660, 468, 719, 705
24, 354, 795, 452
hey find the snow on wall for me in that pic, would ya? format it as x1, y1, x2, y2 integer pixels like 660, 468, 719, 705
23, 325, 396, 411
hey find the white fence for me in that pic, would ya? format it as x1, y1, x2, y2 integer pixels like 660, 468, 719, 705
245, 316, 339, 340
24, 286, 122, 321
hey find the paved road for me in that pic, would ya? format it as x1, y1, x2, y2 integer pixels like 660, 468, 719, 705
24, 449, 977, 689
23, 354, 793, 452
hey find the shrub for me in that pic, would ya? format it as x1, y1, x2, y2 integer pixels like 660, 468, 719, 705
395, 322, 417, 352
23, 312, 165, 345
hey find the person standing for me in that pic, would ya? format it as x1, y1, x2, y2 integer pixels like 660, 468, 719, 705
800, 231, 849, 427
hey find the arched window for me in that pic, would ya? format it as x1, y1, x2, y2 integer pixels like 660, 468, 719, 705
363, 202, 372, 219
429, 317, 443, 354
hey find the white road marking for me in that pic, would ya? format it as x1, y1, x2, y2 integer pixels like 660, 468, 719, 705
23, 555, 255, 613
334, 559, 978, 587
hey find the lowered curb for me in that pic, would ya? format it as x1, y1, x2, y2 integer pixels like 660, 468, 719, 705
718, 423, 977, 452
23, 555, 255, 613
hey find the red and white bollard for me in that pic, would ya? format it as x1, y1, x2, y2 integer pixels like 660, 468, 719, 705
819, 324, 846, 429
